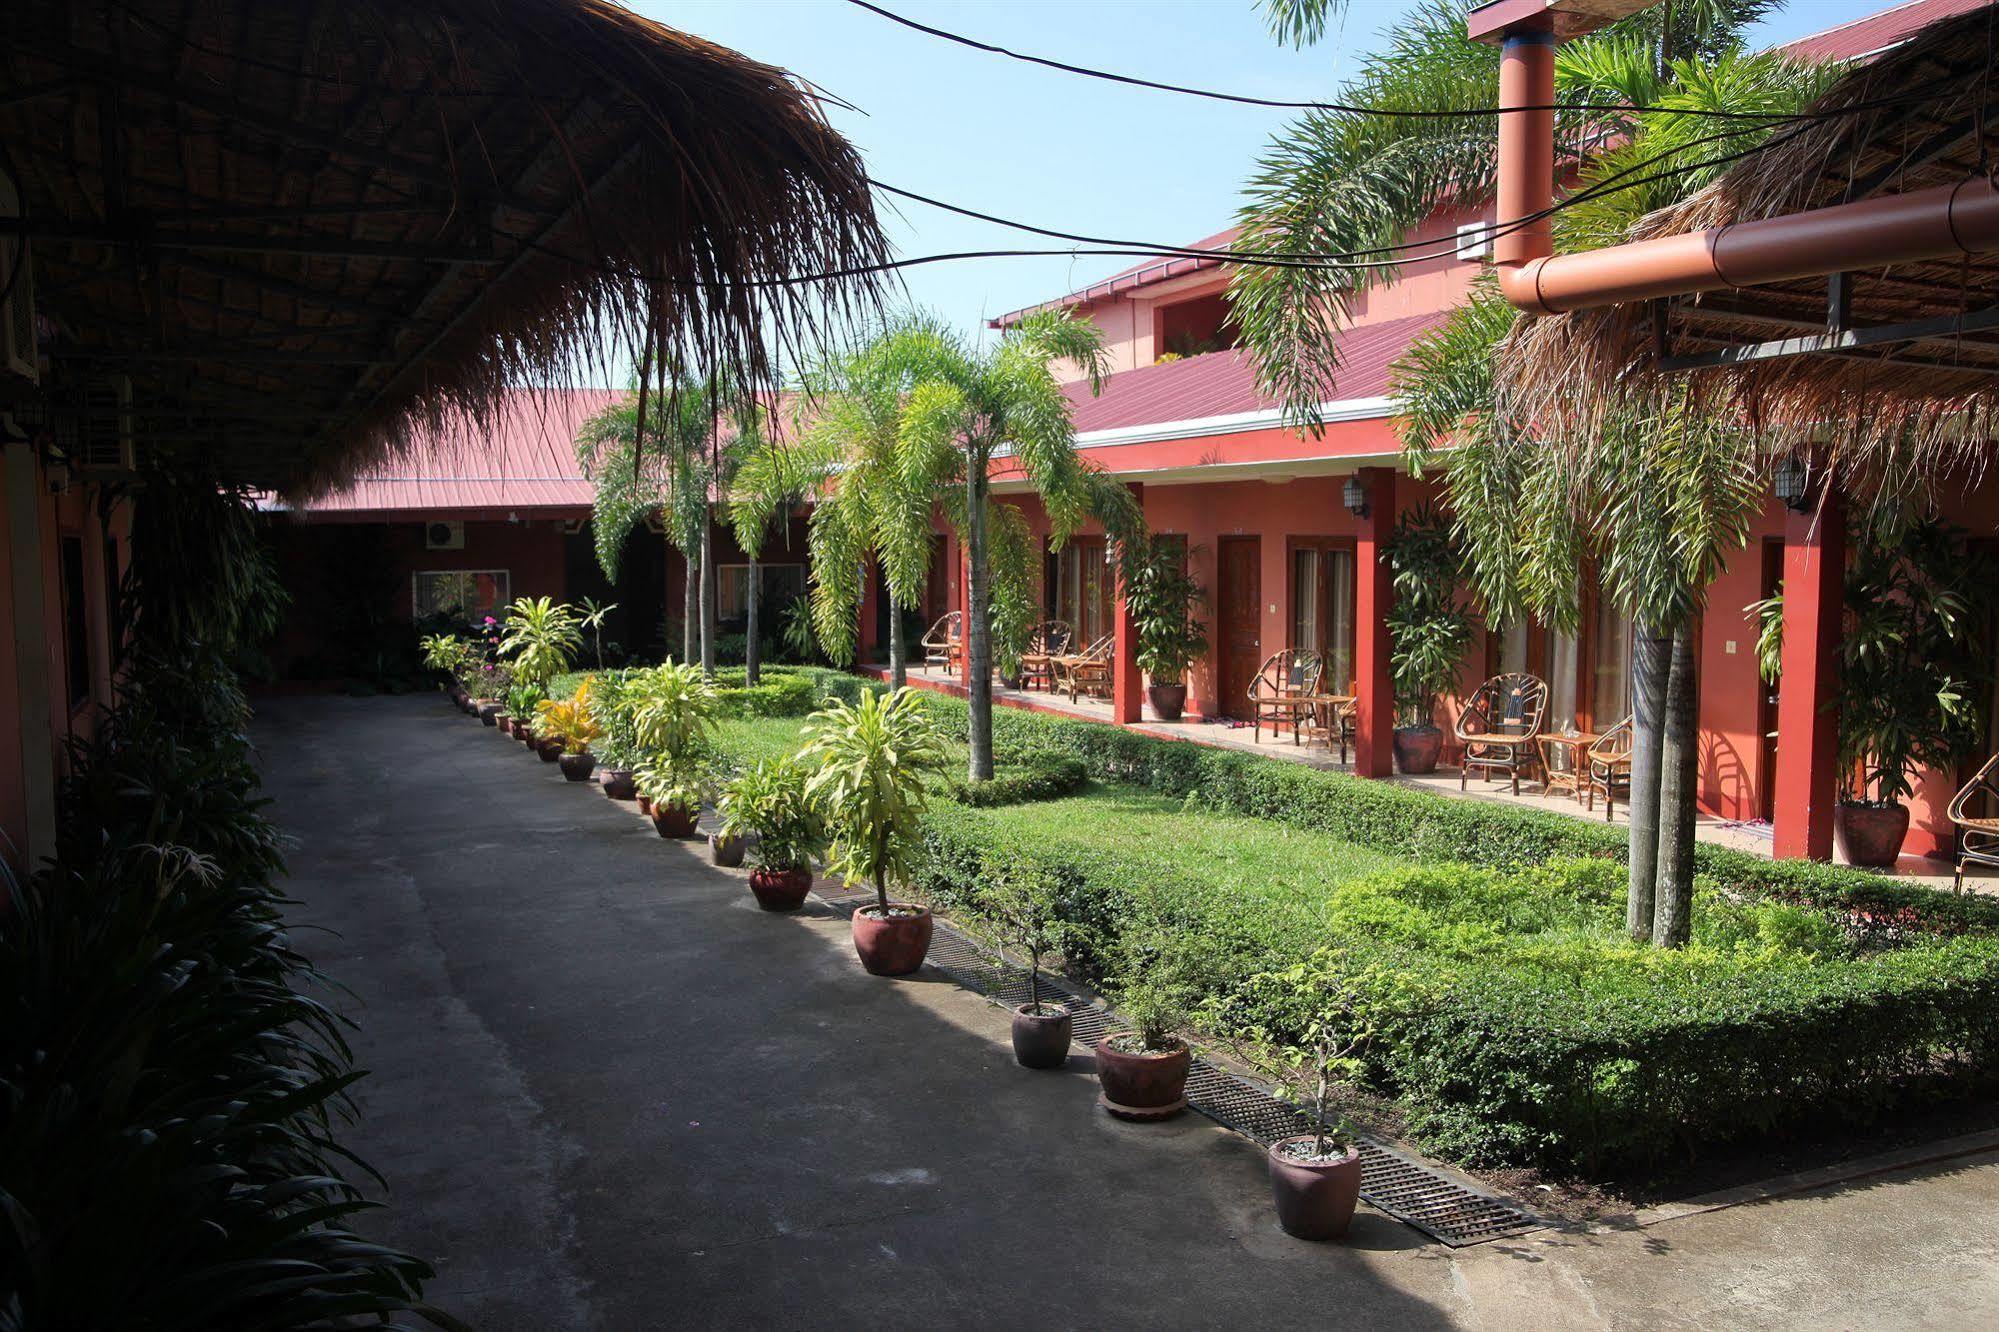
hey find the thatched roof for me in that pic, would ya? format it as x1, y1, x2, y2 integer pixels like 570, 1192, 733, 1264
2, 0, 889, 497
1499, 4, 1999, 480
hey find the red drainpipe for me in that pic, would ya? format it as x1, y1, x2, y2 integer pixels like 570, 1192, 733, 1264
1474, 6, 1999, 315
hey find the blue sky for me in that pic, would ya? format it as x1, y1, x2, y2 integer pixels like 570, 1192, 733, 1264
643, 0, 1895, 341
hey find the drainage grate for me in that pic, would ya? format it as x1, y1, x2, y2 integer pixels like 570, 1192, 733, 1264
817, 884, 1542, 1247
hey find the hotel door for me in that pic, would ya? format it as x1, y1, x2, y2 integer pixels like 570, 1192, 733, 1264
1219, 536, 1262, 718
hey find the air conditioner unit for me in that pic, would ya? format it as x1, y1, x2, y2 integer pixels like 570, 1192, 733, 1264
1455, 220, 1493, 262
0, 171, 35, 384
71, 375, 135, 474
425, 520, 465, 550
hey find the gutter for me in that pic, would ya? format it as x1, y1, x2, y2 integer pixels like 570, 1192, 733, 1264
1469, 0, 1999, 315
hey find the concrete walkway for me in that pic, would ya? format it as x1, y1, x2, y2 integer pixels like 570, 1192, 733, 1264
259, 694, 1999, 1330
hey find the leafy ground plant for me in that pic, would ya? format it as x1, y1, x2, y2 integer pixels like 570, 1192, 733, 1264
719, 756, 826, 871
803, 687, 947, 914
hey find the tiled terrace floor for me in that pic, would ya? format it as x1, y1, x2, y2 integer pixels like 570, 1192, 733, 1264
876, 662, 1966, 891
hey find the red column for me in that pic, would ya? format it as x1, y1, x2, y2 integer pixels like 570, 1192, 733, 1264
1773, 490, 1845, 860
857, 561, 881, 667
1112, 483, 1145, 724
1353, 467, 1396, 778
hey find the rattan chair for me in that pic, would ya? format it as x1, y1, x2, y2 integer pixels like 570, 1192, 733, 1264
1248, 649, 1324, 744
1947, 752, 1999, 894
1584, 715, 1634, 820
1018, 619, 1074, 692
1455, 672, 1549, 795
1052, 633, 1114, 701
921, 612, 961, 673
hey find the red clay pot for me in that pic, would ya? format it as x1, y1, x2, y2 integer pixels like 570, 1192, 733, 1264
601, 767, 637, 801
1267, 1137, 1363, 1241
495, 713, 514, 735
851, 903, 933, 976
1147, 682, 1188, 722
651, 802, 699, 838
711, 833, 747, 868
1393, 725, 1443, 775
1836, 800, 1910, 867
637, 794, 655, 816
558, 752, 597, 782
536, 738, 562, 763
477, 702, 500, 726
748, 866, 812, 911
1011, 1004, 1073, 1069
1094, 1038, 1190, 1120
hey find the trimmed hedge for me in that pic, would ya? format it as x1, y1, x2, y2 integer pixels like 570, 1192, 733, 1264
912, 800, 1999, 1173
944, 754, 1089, 807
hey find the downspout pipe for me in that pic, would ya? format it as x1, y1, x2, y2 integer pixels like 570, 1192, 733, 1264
1485, 21, 1999, 316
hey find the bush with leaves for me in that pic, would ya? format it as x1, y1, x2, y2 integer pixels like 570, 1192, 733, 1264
1128, 537, 1209, 687
1385, 503, 1475, 728
718, 756, 826, 872
500, 596, 584, 692
802, 688, 948, 914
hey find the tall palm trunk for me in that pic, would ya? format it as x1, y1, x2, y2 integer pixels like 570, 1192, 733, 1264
1626, 620, 1671, 942
965, 462, 994, 782
888, 594, 907, 689
1653, 620, 1699, 948
699, 504, 717, 677
745, 551, 760, 686
681, 545, 697, 665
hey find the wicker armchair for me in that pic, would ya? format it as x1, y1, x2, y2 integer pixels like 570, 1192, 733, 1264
1584, 715, 1634, 820
1018, 619, 1074, 692
1455, 673, 1549, 795
921, 612, 961, 673
1248, 649, 1324, 744
1947, 753, 1999, 893
1052, 633, 1114, 701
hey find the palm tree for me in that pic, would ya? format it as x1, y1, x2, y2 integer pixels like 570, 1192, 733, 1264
893, 310, 1146, 781
1240, 0, 1833, 946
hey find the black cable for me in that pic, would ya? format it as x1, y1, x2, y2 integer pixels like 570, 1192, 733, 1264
846, 0, 1890, 124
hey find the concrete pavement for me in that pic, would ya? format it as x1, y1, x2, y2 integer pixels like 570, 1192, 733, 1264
257, 694, 1999, 1330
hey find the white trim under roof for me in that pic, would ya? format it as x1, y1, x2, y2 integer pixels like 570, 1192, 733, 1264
1072, 395, 1396, 450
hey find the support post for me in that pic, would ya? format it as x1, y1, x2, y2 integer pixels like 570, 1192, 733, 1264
1112, 483, 1144, 724
1353, 467, 1396, 778
1773, 487, 1844, 860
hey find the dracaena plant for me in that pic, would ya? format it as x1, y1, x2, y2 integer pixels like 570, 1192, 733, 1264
1385, 503, 1475, 729
718, 756, 826, 872
801, 688, 947, 914
532, 692, 603, 756
1128, 536, 1209, 686
630, 662, 721, 766
500, 596, 583, 691
637, 755, 711, 814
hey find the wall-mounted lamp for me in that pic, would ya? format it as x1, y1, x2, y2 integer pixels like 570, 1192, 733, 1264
1773, 457, 1812, 513
1342, 476, 1370, 519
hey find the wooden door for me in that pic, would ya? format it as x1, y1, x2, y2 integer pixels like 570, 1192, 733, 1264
1218, 536, 1262, 718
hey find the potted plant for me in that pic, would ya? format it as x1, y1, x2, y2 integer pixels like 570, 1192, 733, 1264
499, 595, 582, 694
1205, 947, 1379, 1241
505, 680, 546, 741
1385, 504, 1474, 774
420, 632, 468, 698
1129, 537, 1209, 721
718, 756, 826, 907
637, 758, 709, 837
986, 877, 1071, 1069
630, 663, 720, 836
590, 672, 640, 799
533, 687, 602, 781
803, 688, 948, 976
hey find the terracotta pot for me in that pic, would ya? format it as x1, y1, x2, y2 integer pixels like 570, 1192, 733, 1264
1147, 682, 1188, 722
558, 752, 597, 782
1094, 1038, 1190, 1120
1011, 1004, 1073, 1069
637, 794, 655, 816
477, 702, 500, 726
748, 865, 811, 910
601, 767, 637, 801
495, 713, 513, 735
1836, 800, 1910, 867
850, 903, 933, 976
1393, 725, 1442, 775
536, 737, 562, 763
711, 832, 747, 868
521, 727, 539, 749
651, 802, 699, 838
1267, 1137, 1363, 1241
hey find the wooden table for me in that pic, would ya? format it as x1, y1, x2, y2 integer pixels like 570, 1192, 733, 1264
1296, 693, 1356, 754
1537, 731, 1599, 803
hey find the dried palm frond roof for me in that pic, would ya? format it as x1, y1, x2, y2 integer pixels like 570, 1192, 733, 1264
1, 0, 889, 497
1499, 3, 1999, 480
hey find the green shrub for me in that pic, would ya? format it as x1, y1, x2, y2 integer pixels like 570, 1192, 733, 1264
945, 754, 1088, 807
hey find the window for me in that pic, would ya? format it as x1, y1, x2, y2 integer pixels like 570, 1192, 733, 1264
1592, 599, 1633, 725
717, 563, 807, 620
1154, 291, 1242, 360
414, 570, 510, 621
1054, 539, 1115, 646
1547, 626, 1580, 730
59, 534, 89, 709
1495, 618, 1531, 677
1290, 541, 1355, 690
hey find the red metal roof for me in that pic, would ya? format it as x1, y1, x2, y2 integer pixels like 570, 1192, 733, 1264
285, 388, 617, 515
1780, 0, 1992, 62
1063, 309, 1446, 435
991, 226, 1242, 327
